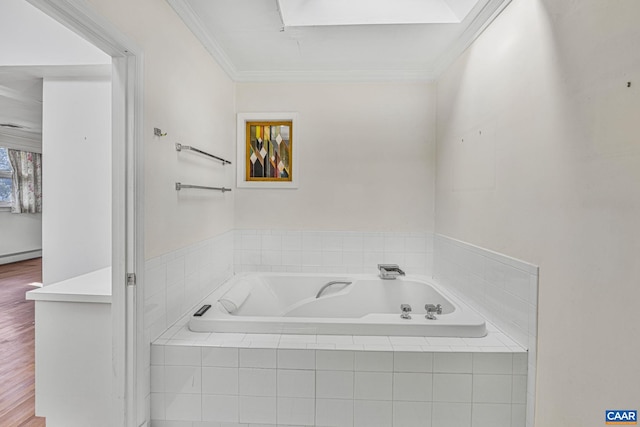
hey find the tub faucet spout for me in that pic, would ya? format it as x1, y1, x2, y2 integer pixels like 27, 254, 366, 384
378, 264, 405, 280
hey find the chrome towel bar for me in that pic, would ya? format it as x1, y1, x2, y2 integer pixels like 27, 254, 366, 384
176, 143, 232, 165
175, 182, 231, 192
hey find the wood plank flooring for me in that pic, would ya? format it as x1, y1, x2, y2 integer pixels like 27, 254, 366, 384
0, 258, 46, 427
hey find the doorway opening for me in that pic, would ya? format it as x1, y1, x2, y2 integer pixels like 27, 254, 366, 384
1, 0, 144, 426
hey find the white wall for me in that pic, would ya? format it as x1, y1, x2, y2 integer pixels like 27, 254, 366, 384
0, 0, 110, 66
79, 1, 237, 424
0, 211, 41, 259
42, 77, 112, 285
86, 0, 236, 261
0, 0, 111, 263
435, 0, 640, 425
235, 82, 436, 232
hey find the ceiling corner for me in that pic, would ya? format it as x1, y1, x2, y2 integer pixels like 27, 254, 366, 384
432, 0, 513, 80
166, 0, 240, 81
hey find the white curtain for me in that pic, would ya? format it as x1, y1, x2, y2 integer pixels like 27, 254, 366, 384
8, 149, 42, 214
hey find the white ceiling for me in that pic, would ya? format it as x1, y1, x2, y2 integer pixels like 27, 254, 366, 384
0, 0, 111, 147
277, 0, 479, 26
168, 0, 512, 81
0, 74, 42, 143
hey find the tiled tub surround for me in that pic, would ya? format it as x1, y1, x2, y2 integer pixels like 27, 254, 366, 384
143, 231, 537, 427
145, 231, 235, 341
144, 231, 235, 423
151, 324, 527, 427
433, 235, 538, 427
234, 230, 434, 276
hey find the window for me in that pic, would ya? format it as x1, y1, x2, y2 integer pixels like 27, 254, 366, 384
0, 148, 13, 208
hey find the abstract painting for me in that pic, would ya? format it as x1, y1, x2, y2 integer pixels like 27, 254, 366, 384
245, 121, 292, 182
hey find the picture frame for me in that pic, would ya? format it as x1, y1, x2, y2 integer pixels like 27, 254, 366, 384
236, 112, 299, 189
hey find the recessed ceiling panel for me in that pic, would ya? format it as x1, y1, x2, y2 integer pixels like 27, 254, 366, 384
169, 0, 512, 81
277, 0, 468, 26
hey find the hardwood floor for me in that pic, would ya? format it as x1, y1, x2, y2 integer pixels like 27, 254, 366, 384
0, 258, 45, 427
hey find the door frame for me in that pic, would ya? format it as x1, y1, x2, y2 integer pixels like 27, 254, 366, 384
24, 1, 144, 426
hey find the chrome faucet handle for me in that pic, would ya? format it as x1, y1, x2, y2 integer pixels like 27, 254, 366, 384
400, 304, 412, 319
425, 303, 442, 320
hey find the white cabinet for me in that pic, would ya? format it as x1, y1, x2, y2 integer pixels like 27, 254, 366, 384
26, 268, 112, 427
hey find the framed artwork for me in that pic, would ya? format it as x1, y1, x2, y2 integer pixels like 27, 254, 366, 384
245, 121, 292, 182
236, 113, 299, 188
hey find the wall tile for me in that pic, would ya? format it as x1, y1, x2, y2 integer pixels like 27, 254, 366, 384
513, 353, 528, 375
261, 234, 282, 251
164, 366, 201, 394
277, 349, 315, 370
354, 351, 393, 372
150, 393, 165, 420
151, 345, 165, 366
471, 403, 511, 427
393, 352, 433, 373
202, 367, 238, 395
393, 401, 431, 427
151, 421, 193, 427
146, 263, 167, 301
433, 234, 537, 427
202, 347, 238, 367
472, 374, 512, 404
277, 369, 315, 398
354, 372, 392, 400
512, 403, 526, 427
281, 250, 302, 266
166, 257, 185, 287
316, 350, 354, 371
432, 374, 472, 403
239, 368, 276, 397
316, 370, 354, 399
512, 375, 527, 404
282, 232, 302, 251
316, 398, 354, 427
202, 394, 239, 423
473, 353, 513, 374
322, 233, 343, 251
343, 234, 364, 252
151, 366, 164, 393
276, 397, 315, 426
165, 346, 201, 367
240, 349, 276, 368
363, 234, 384, 252
165, 393, 201, 422
393, 372, 433, 402
354, 400, 392, 427
236, 230, 434, 275
432, 402, 471, 427
433, 352, 472, 373
239, 396, 276, 424
302, 232, 322, 251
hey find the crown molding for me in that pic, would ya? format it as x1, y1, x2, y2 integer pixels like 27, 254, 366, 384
234, 69, 436, 83
0, 128, 42, 152
432, 0, 513, 77
168, 0, 512, 83
166, 0, 239, 80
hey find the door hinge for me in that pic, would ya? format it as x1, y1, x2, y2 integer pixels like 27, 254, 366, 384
127, 273, 136, 287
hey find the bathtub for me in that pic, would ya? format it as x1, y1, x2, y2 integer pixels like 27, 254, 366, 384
189, 273, 487, 337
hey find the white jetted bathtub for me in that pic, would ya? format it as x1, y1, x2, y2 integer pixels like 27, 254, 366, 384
189, 273, 487, 337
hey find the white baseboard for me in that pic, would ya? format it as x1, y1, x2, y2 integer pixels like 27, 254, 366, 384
0, 250, 42, 265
